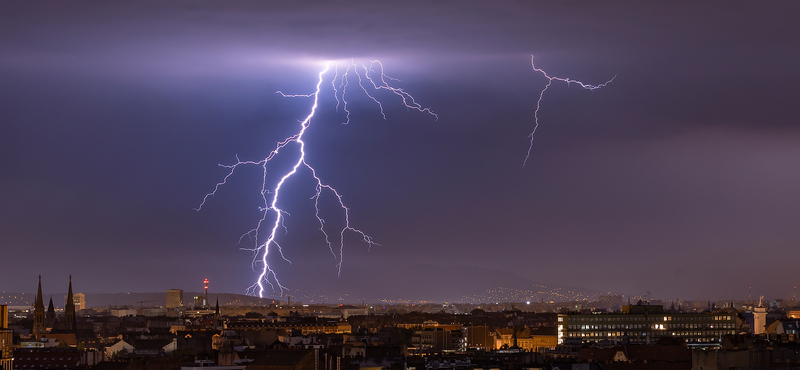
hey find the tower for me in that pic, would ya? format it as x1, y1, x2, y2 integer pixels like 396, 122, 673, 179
203, 278, 209, 309
63, 275, 76, 332
32, 276, 45, 337
45, 297, 56, 329
213, 297, 221, 330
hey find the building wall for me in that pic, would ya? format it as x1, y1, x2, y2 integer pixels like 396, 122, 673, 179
110, 308, 138, 317
558, 310, 737, 344
1, 305, 12, 370
144, 307, 168, 316
73, 293, 86, 310
227, 322, 351, 335
105, 340, 135, 357
752, 307, 767, 335
167, 289, 184, 308
495, 331, 556, 352
465, 325, 494, 350
693, 348, 779, 370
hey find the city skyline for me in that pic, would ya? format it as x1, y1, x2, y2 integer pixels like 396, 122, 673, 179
2, 1, 799, 301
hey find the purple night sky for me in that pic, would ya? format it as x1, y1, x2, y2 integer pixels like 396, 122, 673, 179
2, 1, 799, 302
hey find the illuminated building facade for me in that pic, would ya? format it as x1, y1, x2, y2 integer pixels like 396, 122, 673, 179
73, 293, 85, 311
495, 327, 557, 352
557, 305, 737, 345
752, 306, 767, 334
166, 289, 184, 308
1, 305, 13, 370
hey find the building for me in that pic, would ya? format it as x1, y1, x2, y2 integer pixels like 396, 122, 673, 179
1, 305, 13, 370
63, 276, 77, 332
494, 327, 557, 352
596, 294, 624, 310
167, 289, 183, 308
73, 293, 85, 311
333, 305, 368, 319
193, 295, 208, 309
772, 318, 800, 337
465, 325, 494, 350
752, 306, 767, 334
12, 349, 81, 369
557, 305, 737, 345
227, 321, 351, 335
411, 327, 462, 350
45, 298, 56, 329
110, 307, 138, 317
33, 276, 46, 337
246, 349, 317, 370
578, 343, 691, 368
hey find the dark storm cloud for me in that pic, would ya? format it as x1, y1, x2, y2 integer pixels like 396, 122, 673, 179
2, 1, 799, 301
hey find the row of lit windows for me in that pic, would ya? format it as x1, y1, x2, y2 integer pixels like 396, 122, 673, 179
567, 315, 732, 322
580, 336, 724, 344
567, 323, 734, 330
566, 330, 736, 338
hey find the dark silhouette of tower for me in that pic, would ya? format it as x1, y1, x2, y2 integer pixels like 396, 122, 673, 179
213, 297, 221, 330
45, 297, 56, 329
33, 276, 45, 337
203, 278, 209, 309
63, 276, 76, 332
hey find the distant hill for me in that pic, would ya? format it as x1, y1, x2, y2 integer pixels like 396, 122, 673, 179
1, 292, 279, 309
2, 265, 609, 306
85, 292, 280, 308
280, 264, 605, 303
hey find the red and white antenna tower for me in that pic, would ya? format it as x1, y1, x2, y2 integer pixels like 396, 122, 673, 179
204, 278, 209, 308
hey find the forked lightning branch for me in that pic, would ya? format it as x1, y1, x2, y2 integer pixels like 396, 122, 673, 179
198, 57, 613, 298
197, 60, 437, 298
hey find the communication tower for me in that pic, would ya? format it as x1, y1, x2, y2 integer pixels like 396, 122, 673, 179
204, 278, 209, 309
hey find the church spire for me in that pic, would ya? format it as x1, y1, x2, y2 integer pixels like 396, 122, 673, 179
64, 275, 76, 332
33, 275, 45, 336
46, 297, 56, 328
213, 297, 221, 330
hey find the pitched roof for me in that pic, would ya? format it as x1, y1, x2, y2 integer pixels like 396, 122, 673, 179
133, 339, 175, 350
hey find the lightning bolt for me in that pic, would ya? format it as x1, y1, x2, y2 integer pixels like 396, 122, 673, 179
525, 55, 616, 165
197, 60, 436, 298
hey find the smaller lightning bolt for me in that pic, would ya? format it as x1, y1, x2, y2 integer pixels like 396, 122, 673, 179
525, 55, 616, 165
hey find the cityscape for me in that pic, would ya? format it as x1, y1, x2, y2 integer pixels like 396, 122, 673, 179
3, 276, 800, 370
3, 1, 800, 370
